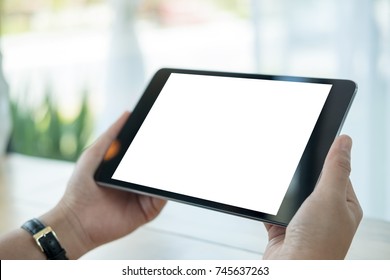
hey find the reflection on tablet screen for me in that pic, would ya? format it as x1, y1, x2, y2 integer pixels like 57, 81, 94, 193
112, 73, 332, 216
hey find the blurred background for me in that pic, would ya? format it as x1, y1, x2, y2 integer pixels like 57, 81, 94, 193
0, 0, 389, 222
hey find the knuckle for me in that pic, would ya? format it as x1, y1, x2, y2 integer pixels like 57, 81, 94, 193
334, 154, 351, 175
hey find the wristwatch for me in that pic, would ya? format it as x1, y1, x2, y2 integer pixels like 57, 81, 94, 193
22, 218, 68, 260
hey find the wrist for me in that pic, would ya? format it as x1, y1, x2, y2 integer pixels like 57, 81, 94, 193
40, 202, 92, 259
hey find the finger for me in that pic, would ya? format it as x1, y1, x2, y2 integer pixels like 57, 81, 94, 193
152, 197, 167, 211
263, 222, 272, 231
263, 223, 286, 242
79, 111, 130, 171
315, 135, 352, 196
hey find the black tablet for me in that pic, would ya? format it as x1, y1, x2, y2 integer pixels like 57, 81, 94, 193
94, 68, 357, 226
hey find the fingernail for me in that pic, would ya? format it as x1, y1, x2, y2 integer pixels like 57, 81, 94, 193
340, 135, 352, 154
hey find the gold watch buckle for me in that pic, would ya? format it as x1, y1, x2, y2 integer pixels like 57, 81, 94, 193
32, 226, 56, 252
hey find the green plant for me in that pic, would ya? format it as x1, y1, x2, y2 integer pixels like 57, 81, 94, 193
9, 86, 93, 162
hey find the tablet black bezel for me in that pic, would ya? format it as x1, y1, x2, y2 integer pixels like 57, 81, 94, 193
94, 68, 357, 226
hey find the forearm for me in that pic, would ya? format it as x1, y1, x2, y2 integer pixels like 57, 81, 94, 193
0, 228, 46, 260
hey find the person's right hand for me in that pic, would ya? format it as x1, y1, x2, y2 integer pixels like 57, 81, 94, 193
263, 135, 363, 259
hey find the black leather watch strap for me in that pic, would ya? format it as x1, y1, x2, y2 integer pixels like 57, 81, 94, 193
22, 218, 68, 260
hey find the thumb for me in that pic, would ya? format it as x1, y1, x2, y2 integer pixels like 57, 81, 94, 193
315, 135, 352, 196
78, 111, 130, 171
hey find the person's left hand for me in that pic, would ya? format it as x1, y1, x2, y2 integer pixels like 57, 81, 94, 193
42, 112, 166, 259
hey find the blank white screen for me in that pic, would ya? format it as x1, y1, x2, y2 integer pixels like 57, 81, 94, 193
112, 73, 331, 215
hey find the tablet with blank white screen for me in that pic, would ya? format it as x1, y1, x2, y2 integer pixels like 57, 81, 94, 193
94, 68, 357, 226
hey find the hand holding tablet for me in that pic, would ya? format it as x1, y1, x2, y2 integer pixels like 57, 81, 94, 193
0, 68, 360, 261
94, 68, 357, 226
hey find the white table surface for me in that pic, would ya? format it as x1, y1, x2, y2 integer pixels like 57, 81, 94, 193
1, 154, 389, 259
